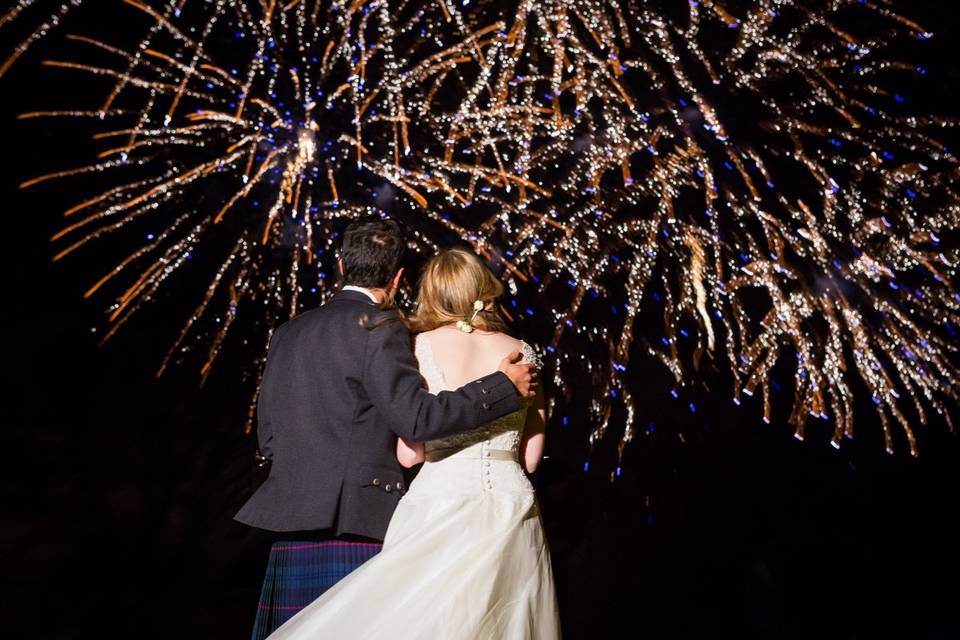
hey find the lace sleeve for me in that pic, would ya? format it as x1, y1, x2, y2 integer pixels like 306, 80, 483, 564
519, 341, 542, 368
413, 333, 447, 393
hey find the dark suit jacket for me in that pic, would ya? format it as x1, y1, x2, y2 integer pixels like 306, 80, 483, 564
234, 289, 520, 539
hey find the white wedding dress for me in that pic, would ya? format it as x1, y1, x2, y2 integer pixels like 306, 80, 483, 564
267, 336, 560, 639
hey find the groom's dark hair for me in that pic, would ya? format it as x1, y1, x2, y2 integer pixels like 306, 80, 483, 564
340, 217, 405, 288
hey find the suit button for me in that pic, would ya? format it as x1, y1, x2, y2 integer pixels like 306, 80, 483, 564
482, 403, 490, 410
397, 482, 404, 491
385, 484, 393, 492
481, 388, 489, 394
372, 478, 381, 486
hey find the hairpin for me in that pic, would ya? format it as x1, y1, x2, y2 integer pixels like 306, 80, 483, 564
456, 299, 485, 333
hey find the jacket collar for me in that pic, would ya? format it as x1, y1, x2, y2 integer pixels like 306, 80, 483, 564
334, 288, 380, 306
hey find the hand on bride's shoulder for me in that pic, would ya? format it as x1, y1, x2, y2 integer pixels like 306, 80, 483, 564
495, 336, 542, 401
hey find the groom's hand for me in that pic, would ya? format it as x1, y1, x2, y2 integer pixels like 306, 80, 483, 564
499, 351, 537, 399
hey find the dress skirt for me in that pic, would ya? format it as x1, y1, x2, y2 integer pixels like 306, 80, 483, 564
267, 456, 560, 639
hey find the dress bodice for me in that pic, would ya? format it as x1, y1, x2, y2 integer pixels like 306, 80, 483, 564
414, 335, 539, 456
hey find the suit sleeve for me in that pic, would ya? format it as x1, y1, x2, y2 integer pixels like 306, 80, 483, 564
256, 324, 287, 460
363, 320, 520, 442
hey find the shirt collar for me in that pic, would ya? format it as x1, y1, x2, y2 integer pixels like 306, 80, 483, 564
341, 285, 380, 304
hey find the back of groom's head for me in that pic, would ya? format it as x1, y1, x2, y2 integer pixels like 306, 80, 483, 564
340, 217, 405, 289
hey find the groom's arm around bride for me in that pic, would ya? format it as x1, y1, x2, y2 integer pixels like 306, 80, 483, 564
362, 307, 531, 442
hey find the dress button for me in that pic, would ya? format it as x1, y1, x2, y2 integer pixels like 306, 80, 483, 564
484, 461, 491, 467
385, 484, 393, 492
372, 478, 381, 486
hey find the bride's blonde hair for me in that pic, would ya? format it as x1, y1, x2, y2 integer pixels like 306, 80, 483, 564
411, 248, 508, 333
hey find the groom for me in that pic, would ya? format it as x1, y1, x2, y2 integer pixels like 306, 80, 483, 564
236, 217, 535, 639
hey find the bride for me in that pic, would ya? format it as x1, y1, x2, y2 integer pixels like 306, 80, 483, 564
268, 248, 560, 639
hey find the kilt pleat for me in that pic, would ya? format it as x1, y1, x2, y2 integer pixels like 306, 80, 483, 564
251, 540, 382, 640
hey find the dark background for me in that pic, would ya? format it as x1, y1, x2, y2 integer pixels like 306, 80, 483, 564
4, 2, 960, 638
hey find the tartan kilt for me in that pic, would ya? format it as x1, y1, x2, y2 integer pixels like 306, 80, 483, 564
251, 540, 382, 640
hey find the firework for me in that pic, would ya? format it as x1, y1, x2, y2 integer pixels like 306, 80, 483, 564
4, 1, 958, 469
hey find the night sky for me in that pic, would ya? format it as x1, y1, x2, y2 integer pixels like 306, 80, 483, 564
4, 2, 960, 638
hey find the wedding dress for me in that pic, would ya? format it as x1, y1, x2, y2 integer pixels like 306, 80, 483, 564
268, 334, 560, 639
